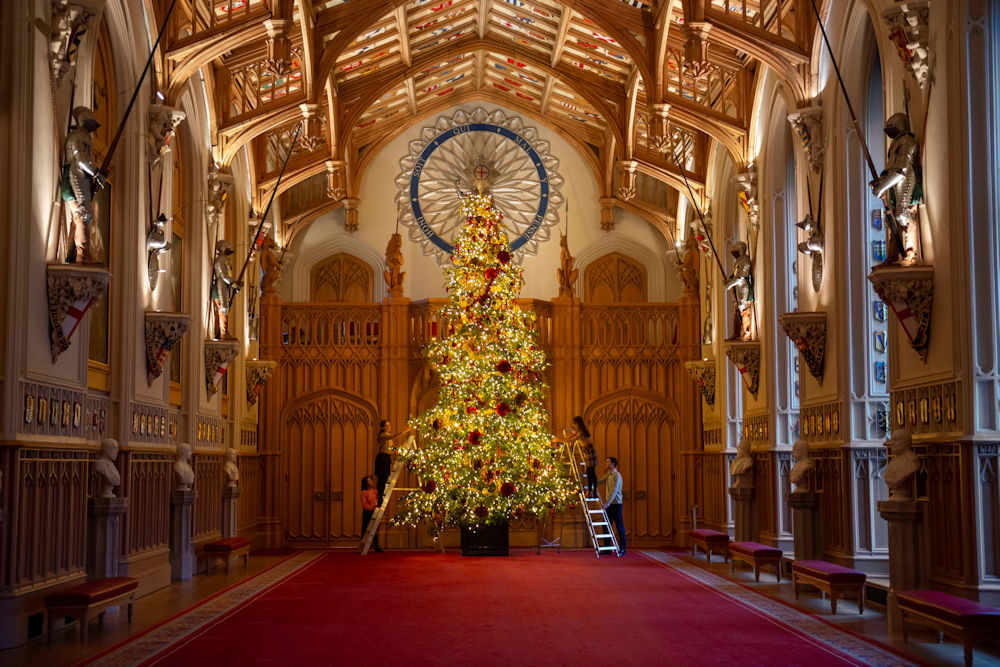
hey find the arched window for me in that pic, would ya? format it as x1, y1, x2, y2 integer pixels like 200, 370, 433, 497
87, 21, 116, 392
845, 20, 889, 442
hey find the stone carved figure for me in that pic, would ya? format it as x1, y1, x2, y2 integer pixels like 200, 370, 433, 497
146, 213, 172, 290
556, 232, 578, 298
796, 214, 824, 293
62, 106, 105, 263
259, 235, 283, 295
789, 440, 814, 493
384, 233, 406, 297
870, 112, 922, 266
677, 233, 699, 293
174, 442, 194, 491
724, 241, 754, 341
884, 428, 920, 500
211, 240, 240, 339
94, 438, 121, 498
730, 437, 754, 488
205, 166, 233, 229
223, 448, 240, 488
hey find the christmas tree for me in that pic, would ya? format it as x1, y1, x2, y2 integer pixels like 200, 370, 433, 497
393, 193, 574, 531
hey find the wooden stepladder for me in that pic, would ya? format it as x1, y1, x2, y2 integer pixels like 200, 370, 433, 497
359, 456, 405, 554
539, 441, 620, 558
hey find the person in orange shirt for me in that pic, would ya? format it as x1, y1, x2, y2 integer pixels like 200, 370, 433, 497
361, 475, 382, 552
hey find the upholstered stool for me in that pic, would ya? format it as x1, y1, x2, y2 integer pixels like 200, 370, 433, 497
791, 560, 866, 614
44, 577, 138, 642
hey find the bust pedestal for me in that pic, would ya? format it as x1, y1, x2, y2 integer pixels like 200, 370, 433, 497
87, 497, 127, 578
170, 489, 196, 581
729, 477, 756, 542
878, 499, 926, 632
787, 491, 821, 560
222, 486, 242, 538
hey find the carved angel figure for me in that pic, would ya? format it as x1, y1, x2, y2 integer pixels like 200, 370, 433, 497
724, 241, 754, 340
174, 442, 195, 491
556, 232, 578, 298
94, 438, 121, 498
677, 233, 699, 293
62, 106, 105, 263
870, 112, 922, 266
259, 235, 283, 295
223, 448, 240, 488
789, 440, 814, 493
884, 428, 920, 500
384, 233, 406, 297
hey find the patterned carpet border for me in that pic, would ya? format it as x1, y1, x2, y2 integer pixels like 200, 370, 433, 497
640, 551, 917, 667
84, 550, 327, 667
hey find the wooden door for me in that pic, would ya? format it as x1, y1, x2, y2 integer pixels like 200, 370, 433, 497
586, 394, 677, 545
283, 392, 377, 546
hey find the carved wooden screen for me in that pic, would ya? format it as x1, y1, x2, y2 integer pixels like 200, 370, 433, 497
283, 393, 376, 546
584, 252, 647, 303
580, 304, 681, 544
310, 253, 373, 302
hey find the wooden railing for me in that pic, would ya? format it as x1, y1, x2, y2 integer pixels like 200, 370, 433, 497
580, 304, 679, 349
280, 303, 382, 348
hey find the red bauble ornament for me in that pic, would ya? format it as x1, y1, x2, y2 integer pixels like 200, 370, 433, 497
496, 360, 512, 373
474, 505, 489, 518
468, 430, 482, 445
422, 480, 437, 494
485, 268, 498, 281
496, 402, 511, 417
500, 482, 516, 497
466, 405, 477, 414
498, 250, 510, 264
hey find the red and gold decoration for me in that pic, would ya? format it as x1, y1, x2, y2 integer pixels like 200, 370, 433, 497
394, 193, 573, 530
246, 359, 277, 406
144, 311, 191, 385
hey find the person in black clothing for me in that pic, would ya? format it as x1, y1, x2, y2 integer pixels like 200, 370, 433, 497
573, 415, 599, 499
375, 419, 413, 503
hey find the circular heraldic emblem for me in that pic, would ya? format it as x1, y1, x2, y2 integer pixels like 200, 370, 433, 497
395, 108, 564, 261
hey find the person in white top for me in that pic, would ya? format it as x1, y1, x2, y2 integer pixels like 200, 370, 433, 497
599, 457, 626, 556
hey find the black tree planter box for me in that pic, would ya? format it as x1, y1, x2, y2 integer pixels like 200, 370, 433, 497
460, 522, 509, 556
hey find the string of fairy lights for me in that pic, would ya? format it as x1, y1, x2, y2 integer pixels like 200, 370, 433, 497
393, 193, 574, 530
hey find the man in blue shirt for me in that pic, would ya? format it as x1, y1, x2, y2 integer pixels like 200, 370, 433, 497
600, 457, 626, 556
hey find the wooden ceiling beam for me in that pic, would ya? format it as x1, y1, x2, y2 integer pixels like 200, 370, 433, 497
396, 6, 411, 67
549, 8, 572, 67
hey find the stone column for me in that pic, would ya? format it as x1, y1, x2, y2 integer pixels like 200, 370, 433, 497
787, 491, 821, 560
222, 486, 242, 538
87, 497, 127, 578
729, 475, 756, 542
170, 489, 196, 580
878, 499, 927, 631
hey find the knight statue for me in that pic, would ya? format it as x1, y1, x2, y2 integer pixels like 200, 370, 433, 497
146, 213, 172, 290
62, 106, 105, 263
796, 214, 824, 292
724, 241, 754, 341
870, 112, 922, 266
211, 240, 240, 339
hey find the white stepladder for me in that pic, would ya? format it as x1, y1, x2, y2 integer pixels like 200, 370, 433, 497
539, 440, 620, 558
360, 435, 417, 555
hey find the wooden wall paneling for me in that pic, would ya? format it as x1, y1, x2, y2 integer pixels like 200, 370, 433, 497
919, 443, 966, 587
754, 452, 776, 543
973, 445, 1000, 593
850, 448, 888, 558
122, 451, 172, 560
7, 449, 89, 592
192, 454, 223, 542
237, 455, 262, 532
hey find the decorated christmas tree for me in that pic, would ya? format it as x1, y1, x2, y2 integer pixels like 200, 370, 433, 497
393, 193, 574, 531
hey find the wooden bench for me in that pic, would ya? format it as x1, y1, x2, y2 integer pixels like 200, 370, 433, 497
44, 577, 138, 642
689, 529, 730, 563
791, 560, 866, 614
897, 589, 1000, 666
729, 542, 783, 582
204, 537, 251, 574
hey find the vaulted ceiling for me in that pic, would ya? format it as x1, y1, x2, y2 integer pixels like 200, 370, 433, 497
157, 0, 816, 242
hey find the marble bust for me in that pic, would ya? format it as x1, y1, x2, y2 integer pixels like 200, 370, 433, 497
174, 442, 195, 491
223, 448, 240, 488
730, 437, 754, 488
94, 438, 121, 498
884, 428, 920, 501
789, 440, 814, 493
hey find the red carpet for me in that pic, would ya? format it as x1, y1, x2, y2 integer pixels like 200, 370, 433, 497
118, 550, 909, 667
